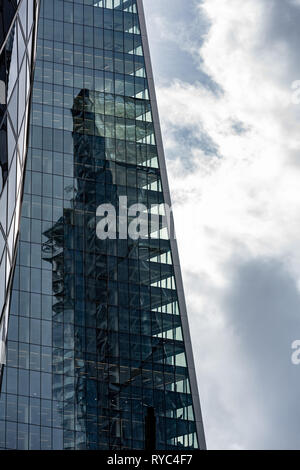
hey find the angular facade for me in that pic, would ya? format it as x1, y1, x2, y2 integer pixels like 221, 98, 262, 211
0, 1, 40, 370
0, 0, 206, 450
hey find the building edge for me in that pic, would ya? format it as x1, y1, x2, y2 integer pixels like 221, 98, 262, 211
0, 0, 41, 383
136, 0, 207, 451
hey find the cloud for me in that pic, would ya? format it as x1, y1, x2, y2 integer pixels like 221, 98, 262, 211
223, 259, 300, 449
144, 0, 300, 449
189, 258, 300, 449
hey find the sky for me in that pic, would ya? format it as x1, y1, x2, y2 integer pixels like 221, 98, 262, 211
143, 0, 300, 450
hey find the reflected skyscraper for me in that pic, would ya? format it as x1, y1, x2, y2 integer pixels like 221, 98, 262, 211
0, 0, 206, 450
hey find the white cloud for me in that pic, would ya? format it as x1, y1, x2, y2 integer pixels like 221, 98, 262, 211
146, 0, 300, 449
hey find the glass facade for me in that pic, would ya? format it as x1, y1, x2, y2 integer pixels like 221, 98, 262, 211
0, 0, 206, 450
0, 1, 40, 368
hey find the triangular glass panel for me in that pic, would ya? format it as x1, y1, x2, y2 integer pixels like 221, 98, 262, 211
6, 114, 17, 168
0, 226, 5, 262
18, 0, 28, 39
17, 20, 26, 70
7, 25, 18, 100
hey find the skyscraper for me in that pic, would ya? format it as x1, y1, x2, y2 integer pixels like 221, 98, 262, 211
0, 0, 206, 450
0, 0, 40, 373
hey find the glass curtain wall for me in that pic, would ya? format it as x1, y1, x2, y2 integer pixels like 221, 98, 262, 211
0, 0, 205, 451
0, 0, 40, 370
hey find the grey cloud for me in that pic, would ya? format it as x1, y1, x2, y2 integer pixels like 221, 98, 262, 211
231, 121, 249, 135
143, 0, 220, 92
250, 0, 300, 83
166, 124, 220, 169
223, 258, 300, 449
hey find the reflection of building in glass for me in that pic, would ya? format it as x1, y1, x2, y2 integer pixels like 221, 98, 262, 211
0, 1, 40, 370
0, 0, 206, 450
